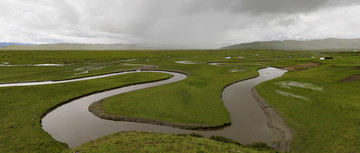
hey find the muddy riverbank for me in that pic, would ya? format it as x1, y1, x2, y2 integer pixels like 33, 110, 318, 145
252, 88, 292, 152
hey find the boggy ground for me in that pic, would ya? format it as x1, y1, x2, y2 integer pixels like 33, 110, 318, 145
282, 62, 321, 71
0, 50, 358, 152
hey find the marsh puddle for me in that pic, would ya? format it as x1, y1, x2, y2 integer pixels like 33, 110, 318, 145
0, 71, 136, 87
0, 63, 65, 67
275, 90, 309, 101
40, 68, 287, 148
208, 62, 221, 66
273, 81, 324, 101
229, 69, 247, 73
275, 81, 323, 91
121, 63, 145, 66
121, 59, 136, 62
175, 61, 198, 64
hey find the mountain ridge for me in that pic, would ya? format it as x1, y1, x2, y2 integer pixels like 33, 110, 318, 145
221, 38, 360, 51
2, 38, 360, 51
0, 42, 32, 48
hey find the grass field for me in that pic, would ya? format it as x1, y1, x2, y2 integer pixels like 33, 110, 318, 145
69, 131, 274, 153
0, 50, 319, 83
99, 50, 320, 126
0, 72, 171, 152
0, 50, 358, 152
101, 64, 259, 126
257, 52, 360, 152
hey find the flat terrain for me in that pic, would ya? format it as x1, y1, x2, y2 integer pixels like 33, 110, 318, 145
0, 50, 358, 152
258, 52, 360, 153
0, 72, 171, 152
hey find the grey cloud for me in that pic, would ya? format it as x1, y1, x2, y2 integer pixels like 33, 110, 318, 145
235, 0, 329, 14
1, 0, 360, 48
232, 0, 360, 14
179, 0, 360, 15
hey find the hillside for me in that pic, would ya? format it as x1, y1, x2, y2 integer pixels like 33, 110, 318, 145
0, 42, 32, 48
221, 38, 360, 51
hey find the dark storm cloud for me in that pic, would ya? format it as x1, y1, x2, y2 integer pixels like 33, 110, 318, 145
162, 0, 360, 15
238, 0, 328, 14
206, 0, 360, 14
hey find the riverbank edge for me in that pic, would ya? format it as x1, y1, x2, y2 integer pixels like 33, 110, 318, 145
252, 88, 293, 152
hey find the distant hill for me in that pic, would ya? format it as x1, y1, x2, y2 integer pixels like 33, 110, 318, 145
0, 43, 159, 50
221, 38, 360, 51
0, 42, 32, 48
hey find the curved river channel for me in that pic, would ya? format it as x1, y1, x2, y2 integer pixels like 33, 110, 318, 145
3, 67, 287, 148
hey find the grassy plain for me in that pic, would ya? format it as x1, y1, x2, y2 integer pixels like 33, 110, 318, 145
100, 50, 319, 126
0, 50, 358, 152
0, 72, 171, 152
257, 52, 360, 152
0, 51, 147, 83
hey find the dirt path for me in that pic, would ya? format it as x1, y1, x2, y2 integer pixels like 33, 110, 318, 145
283, 62, 321, 71
341, 74, 360, 82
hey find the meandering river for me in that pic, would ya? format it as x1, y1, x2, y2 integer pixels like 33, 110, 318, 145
2, 68, 287, 148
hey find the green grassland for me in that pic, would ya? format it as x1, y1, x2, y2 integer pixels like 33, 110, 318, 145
0, 72, 171, 152
0, 51, 148, 82
0, 50, 358, 152
257, 52, 360, 153
69, 131, 273, 153
0, 50, 320, 83
99, 50, 320, 126
101, 64, 259, 126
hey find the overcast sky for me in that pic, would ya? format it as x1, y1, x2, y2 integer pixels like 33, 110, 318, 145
1, 0, 360, 48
